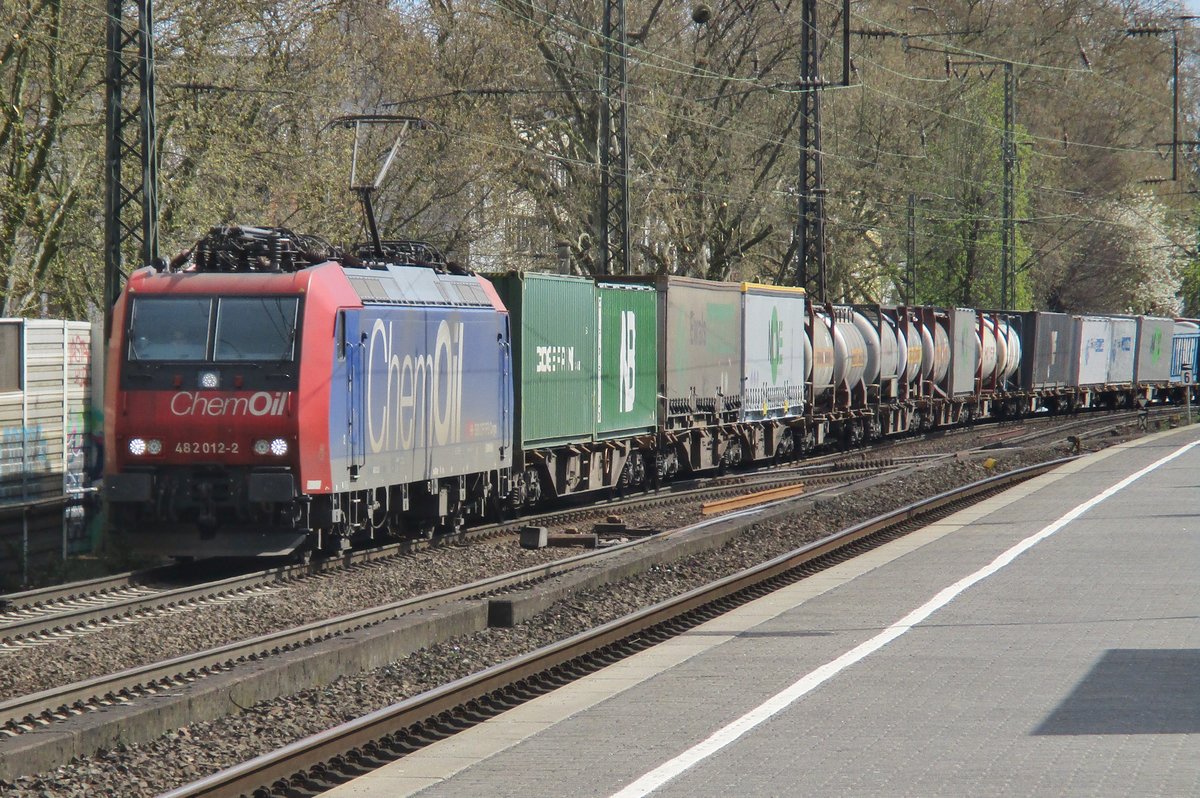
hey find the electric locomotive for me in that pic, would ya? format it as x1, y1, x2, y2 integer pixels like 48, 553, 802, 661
104, 227, 513, 559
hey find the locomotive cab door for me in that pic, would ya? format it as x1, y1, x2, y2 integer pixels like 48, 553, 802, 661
342, 311, 367, 480
499, 315, 513, 462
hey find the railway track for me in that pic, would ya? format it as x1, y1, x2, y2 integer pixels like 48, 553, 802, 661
0, 459, 899, 653
0, 405, 1145, 652
0, 462, 905, 738
0, 411, 1146, 787
159, 458, 1072, 798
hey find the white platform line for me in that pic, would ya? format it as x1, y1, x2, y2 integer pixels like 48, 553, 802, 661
610, 438, 1200, 798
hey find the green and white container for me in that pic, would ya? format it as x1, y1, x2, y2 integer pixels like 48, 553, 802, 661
741, 283, 806, 420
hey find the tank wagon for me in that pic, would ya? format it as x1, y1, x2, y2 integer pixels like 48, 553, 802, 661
104, 226, 1199, 559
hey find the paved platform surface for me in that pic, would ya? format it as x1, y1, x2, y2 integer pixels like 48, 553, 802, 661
326, 426, 1200, 797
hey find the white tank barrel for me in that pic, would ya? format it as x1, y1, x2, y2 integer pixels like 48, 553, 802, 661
831, 314, 867, 389
1001, 319, 1021, 380
920, 324, 935, 380
894, 325, 909, 383
992, 318, 1009, 380
808, 315, 835, 393
850, 310, 882, 386
978, 321, 998, 383
932, 320, 951, 384
906, 321, 925, 384
877, 315, 901, 382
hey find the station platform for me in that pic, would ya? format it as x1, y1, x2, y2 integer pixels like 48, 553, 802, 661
326, 426, 1200, 797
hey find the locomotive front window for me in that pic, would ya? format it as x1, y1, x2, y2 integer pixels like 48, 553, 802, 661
214, 298, 300, 361
128, 298, 213, 361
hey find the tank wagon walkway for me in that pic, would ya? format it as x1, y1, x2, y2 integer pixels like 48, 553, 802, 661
328, 426, 1200, 797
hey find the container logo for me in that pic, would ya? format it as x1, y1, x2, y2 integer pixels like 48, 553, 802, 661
767, 307, 784, 383
366, 318, 463, 453
1150, 329, 1163, 364
619, 310, 637, 413
170, 391, 288, 417
536, 345, 581, 373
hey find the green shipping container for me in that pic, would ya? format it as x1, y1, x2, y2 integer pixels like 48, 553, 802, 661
596, 282, 658, 439
491, 273, 597, 449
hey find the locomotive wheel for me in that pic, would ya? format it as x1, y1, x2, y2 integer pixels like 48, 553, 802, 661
524, 468, 543, 507
630, 452, 647, 486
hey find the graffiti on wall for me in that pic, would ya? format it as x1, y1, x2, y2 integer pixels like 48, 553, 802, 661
0, 424, 50, 500
68, 334, 90, 389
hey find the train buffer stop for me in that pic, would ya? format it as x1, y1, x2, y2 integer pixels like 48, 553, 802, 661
325, 423, 1200, 797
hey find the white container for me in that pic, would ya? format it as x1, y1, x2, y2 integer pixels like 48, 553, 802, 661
741, 286, 806, 419
1130, 316, 1172, 383
921, 321, 951, 384
1074, 316, 1112, 386
950, 308, 978, 395
1107, 317, 1136, 384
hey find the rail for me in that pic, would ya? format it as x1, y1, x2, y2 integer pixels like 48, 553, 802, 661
161, 457, 1072, 798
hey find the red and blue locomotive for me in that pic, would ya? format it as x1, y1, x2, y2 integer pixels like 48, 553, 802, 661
104, 228, 512, 558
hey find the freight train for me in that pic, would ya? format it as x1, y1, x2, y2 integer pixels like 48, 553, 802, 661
103, 226, 1200, 559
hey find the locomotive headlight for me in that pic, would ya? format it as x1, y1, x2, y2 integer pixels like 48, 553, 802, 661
254, 439, 270, 455
270, 437, 289, 456
198, 370, 220, 389
128, 437, 147, 456
146, 439, 162, 455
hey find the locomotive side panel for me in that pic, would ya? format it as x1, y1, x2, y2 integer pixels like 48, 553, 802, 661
353, 304, 511, 489
741, 285, 806, 420
492, 273, 597, 450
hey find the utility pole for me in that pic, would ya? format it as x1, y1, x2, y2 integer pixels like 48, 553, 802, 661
599, 0, 630, 276
792, 0, 853, 298
795, 0, 827, 298
949, 59, 1015, 309
103, 0, 159, 337
1126, 22, 1199, 182
1001, 61, 1014, 310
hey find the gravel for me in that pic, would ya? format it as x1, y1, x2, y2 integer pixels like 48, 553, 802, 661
0, 433, 1129, 798
0, 540, 576, 702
